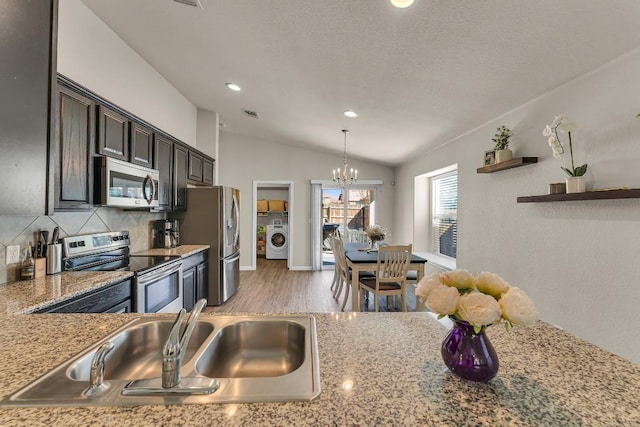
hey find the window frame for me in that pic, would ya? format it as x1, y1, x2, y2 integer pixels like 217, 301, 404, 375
413, 164, 457, 270
430, 169, 457, 260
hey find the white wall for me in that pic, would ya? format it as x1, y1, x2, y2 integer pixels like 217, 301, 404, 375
57, 0, 197, 145
196, 109, 218, 159
395, 47, 640, 364
218, 132, 396, 269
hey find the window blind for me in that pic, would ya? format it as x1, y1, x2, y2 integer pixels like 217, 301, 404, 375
431, 171, 457, 259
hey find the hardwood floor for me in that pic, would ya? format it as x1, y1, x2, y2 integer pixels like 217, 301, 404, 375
203, 257, 418, 313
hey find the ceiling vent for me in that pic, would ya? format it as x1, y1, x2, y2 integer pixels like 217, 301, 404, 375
242, 109, 260, 119
173, 0, 204, 9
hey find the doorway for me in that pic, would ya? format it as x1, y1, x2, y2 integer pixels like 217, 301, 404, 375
311, 180, 382, 271
251, 180, 294, 271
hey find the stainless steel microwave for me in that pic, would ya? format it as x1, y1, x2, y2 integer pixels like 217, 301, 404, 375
95, 157, 159, 208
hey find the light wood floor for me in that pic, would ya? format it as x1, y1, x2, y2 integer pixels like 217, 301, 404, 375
203, 257, 418, 313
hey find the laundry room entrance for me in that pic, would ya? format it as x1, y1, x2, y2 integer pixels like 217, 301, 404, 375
252, 181, 293, 271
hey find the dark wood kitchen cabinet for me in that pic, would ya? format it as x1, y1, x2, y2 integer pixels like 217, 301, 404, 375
97, 105, 129, 161
53, 84, 95, 211
155, 135, 174, 211
203, 158, 214, 185
0, 0, 58, 215
188, 151, 204, 182
173, 143, 188, 210
182, 265, 196, 312
130, 122, 155, 168
182, 250, 209, 310
34, 278, 132, 314
196, 260, 209, 303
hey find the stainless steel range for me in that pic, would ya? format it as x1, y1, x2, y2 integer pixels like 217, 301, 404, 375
61, 231, 183, 313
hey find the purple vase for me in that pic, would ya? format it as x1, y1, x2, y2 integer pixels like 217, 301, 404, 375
441, 318, 499, 382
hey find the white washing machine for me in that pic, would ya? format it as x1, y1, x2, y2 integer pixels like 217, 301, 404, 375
266, 224, 288, 259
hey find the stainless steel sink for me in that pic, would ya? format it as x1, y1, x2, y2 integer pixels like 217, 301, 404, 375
1, 315, 320, 407
67, 320, 214, 381
197, 320, 305, 378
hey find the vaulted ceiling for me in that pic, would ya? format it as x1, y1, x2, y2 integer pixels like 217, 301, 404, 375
80, 0, 640, 166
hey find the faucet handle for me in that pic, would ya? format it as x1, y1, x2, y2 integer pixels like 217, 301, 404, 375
179, 299, 207, 350
163, 309, 186, 357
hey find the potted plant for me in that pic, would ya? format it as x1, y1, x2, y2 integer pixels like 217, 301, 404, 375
492, 126, 513, 163
543, 114, 587, 193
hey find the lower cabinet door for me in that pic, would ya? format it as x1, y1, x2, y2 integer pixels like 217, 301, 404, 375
183, 266, 196, 311
196, 262, 208, 302
104, 299, 132, 313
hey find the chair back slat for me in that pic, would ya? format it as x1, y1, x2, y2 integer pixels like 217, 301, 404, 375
376, 244, 412, 282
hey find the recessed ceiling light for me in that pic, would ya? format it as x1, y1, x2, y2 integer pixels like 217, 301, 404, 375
343, 110, 358, 118
390, 0, 415, 8
225, 82, 241, 92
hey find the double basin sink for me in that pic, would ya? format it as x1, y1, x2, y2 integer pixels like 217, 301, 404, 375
2, 315, 320, 407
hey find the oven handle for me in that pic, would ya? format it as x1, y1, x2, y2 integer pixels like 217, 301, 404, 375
136, 261, 182, 286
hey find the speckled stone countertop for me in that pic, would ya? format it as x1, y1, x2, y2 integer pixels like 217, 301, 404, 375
0, 312, 638, 426
133, 244, 209, 258
0, 271, 133, 314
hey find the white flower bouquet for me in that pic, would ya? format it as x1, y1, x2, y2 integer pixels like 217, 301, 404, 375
543, 114, 587, 177
365, 224, 387, 242
415, 269, 537, 332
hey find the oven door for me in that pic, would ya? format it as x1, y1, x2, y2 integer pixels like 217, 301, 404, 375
135, 261, 183, 313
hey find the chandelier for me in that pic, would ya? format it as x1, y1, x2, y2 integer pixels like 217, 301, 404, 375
332, 129, 358, 188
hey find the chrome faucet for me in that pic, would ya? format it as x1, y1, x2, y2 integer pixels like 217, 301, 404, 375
162, 299, 207, 388
85, 341, 114, 397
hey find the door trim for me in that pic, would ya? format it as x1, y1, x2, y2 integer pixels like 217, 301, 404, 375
251, 180, 294, 270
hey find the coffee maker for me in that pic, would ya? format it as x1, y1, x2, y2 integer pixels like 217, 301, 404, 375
154, 219, 179, 248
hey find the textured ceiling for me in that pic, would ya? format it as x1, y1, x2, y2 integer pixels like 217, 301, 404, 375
80, 0, 640, 166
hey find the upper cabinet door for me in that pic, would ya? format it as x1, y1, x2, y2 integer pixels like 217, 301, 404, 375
97, 105, 129, 161
203, 158, 214, 185
173, 144, 188, 211
155, 135, 173, 211
188, 151, 204, 182
0, 0, 57, 215
55, 85, 95, 211
130, 122, 154, 168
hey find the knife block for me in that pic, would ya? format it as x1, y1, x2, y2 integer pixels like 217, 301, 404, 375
34, 258, 46, 279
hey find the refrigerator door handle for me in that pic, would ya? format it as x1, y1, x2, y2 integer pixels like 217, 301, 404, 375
224, 253, 240, 264
232, 193, 240, 249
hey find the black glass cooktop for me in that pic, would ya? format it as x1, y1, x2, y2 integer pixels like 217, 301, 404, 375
128, 255, 180, 274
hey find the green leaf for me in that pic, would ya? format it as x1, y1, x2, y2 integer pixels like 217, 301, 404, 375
437, 314, 446, 320
473, 325, 482, 334
561, 166, 574, 177
574, 164, 588, 177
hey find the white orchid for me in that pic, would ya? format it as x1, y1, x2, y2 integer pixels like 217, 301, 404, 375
543, 114, 587, 177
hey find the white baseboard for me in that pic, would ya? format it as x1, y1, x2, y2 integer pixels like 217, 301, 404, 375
289, 265, 312, 271
240, 265, 312, 271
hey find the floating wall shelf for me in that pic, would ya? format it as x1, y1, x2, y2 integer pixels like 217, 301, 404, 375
517, 188, 640, 203
477, 157, 538, 174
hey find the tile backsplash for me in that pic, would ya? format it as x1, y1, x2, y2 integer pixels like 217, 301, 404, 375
0, 207, 165, 284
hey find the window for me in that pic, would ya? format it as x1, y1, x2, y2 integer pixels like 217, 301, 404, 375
431, 170, 457, 259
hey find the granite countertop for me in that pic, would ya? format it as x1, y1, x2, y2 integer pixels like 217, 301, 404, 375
0, 312, 638, 426
133, 244, 209, 258
0, 245, 208, 315
0, 271, 133, 314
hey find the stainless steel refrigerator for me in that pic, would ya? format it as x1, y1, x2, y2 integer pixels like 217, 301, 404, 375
173, 186, 240, 306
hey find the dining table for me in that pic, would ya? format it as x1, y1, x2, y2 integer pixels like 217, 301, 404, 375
344, 243, 428, 312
